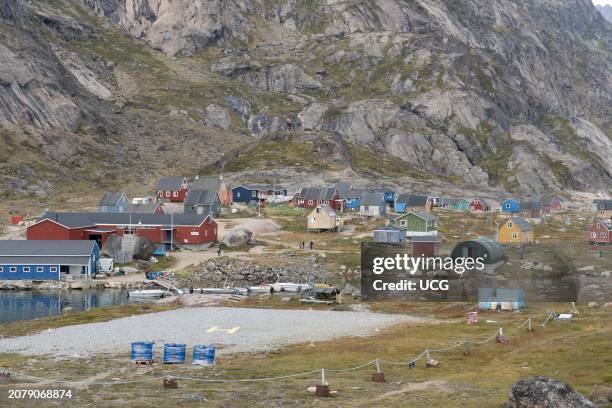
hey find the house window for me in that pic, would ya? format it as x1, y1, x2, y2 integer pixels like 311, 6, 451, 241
23, 267, 30, 272
166, 191, 171, 197
10, 267, 17, 273
512, 233, 518, 239
400, 220, 406, 226
173, 191, 179, 197
597, 223, 601, 229
508, 222, 513, 228
237, 192, 241, 198
37, 267, 44, 273
601, 233, 607, 238
50, 267, 57, 273
591, 232, 597, 238
363, 205, 369, 211
505, 203, 510, 208
0, 267, 3, 272
308, 200, 313, 206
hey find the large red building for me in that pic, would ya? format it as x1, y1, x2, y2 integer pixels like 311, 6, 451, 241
296, 187, 344, 211
587, 218, 612, 246
27, 212, 217, 248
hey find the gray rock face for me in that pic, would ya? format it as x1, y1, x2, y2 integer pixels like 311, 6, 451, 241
508, 376, 596, 408
222, 228, 253, 247
85, 0, 256, 56
205, 104, 231, 130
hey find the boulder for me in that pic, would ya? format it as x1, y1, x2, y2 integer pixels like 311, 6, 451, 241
101, 234, 155, 261
508, 376, 596, 408
222, 228, 253, 247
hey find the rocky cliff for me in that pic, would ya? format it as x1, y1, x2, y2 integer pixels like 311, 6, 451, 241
1, 0, 611, 200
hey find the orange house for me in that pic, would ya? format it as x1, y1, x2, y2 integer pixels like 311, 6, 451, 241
497, 217, 533, 244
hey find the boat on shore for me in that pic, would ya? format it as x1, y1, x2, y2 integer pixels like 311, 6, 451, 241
247, 285, 272, 294
127, 289, 166, 299
271, 283, 312, 293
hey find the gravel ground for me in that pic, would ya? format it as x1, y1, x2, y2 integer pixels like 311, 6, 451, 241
0, 307, 428, 358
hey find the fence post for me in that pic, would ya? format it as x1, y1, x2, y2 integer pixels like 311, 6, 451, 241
315, 369, 330, 397
372, 359, 385, 383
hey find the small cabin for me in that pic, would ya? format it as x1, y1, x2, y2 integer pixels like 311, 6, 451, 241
97, 192, 128, 213
395, 194, 430, 213
469, 197, 491, 213
497, 217, 533, 245
184, 189, 221, 216
392, 212, 437, 237
359, 192, 386, 217
500, 198, 520, 214
307, 205, 343, 232
587, 218, 612, 246
157, 176, 189, 202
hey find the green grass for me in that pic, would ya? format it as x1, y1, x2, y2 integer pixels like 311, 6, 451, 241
1, 304, 609, 407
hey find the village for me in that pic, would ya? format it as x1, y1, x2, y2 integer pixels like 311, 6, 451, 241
0, 175, 611, 298
0, 176, 611, 406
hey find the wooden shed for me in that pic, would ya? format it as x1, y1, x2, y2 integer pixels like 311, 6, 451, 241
307, 205, 342, 232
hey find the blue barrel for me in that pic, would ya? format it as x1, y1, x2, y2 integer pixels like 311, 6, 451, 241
163, 343, 186, 364
192, 345, 216, 365
131, 342, 154, 362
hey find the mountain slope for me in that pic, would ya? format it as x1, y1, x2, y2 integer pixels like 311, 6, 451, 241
1, 0, 611, 201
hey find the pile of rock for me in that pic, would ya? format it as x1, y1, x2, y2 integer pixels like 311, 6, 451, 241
190, 257, 327, 286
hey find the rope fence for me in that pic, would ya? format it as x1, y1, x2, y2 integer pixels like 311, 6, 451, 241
2, 310, 572, 387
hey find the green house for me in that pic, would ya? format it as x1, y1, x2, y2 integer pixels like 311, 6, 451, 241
452, 199, 470, 212
392, 212, 437, 237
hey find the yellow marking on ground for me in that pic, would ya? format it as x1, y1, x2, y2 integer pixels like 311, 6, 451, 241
206, 326, 240, 334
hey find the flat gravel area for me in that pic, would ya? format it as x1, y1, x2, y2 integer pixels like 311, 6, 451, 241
0, 307, 427, 358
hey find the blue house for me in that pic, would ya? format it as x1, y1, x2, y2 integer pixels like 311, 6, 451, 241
232, 184, 288, 203
0, 240, 99, 281
97, 192, 129, 213
374, 188, 395, 204
345, 189, 363, 210
500, 198, 520, 214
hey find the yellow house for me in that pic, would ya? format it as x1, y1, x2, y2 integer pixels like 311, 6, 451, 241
498, 217, 533, 244
307, 205, 343, 232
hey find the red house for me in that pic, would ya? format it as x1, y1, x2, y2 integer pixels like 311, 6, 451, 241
297, 187, 344, 211
587, 218, 612, 246
469, 197, 491, 212
27, 212, 217, 249
540, 195, 563, 215
157, 176, 188, 202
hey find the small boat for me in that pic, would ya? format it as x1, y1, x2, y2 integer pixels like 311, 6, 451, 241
196, 287, 235, 294
127, 289, 166, 299
271, 283, 312, 293
247, 285, 272, 294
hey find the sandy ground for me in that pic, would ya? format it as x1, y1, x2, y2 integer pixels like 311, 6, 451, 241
170, 217, 282, 270
0, 307, 430, 358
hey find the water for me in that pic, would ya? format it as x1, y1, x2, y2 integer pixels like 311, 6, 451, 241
0, 289, 133, 325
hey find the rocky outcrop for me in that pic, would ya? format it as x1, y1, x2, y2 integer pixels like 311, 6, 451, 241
84, 0, 256, 56
508, 376, 596, 408
190, 256, 327, 286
